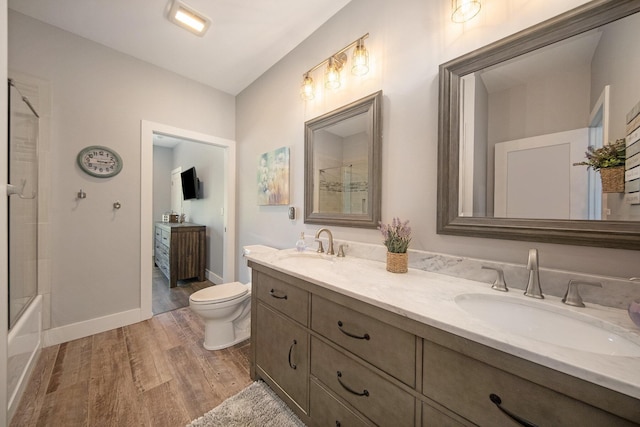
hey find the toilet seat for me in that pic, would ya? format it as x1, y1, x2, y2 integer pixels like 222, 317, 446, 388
190, 282, 248, 304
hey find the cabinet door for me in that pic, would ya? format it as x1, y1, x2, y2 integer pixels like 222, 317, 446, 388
423, 340, 637, 426
256, 303, 309, 412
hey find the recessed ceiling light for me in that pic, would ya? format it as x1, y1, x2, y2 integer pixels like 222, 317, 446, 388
168, 0, 211, 36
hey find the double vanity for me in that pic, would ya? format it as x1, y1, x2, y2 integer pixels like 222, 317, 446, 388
247, 248, 640, 426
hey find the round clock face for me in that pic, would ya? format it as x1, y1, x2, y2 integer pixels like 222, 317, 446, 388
77, 146, 123, 178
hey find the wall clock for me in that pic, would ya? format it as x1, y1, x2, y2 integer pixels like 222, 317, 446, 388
77, 145, 123, 178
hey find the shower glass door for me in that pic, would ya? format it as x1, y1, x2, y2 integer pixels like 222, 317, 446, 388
8, 80, 39, 329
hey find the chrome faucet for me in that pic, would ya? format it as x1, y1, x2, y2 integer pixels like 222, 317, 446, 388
524, 249, 543, 299
315, 228, 335, 255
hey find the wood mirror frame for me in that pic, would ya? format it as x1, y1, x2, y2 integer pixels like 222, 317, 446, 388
304, 91, 382, 228
437, 0, 640, 250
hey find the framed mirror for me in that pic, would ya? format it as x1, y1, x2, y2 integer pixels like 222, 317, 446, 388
437, 0, 640, 250
305, 91, 382, 228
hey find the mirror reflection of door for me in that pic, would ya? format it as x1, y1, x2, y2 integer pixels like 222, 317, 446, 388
493, 129, 588, 219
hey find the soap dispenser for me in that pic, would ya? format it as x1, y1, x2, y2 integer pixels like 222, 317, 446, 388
296, 232, 306, 252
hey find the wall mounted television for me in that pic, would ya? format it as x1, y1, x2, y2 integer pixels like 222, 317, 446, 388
181, 166, 200, 200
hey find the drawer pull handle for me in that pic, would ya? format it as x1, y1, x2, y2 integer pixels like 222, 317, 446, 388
288, 340, 297, 370
336, 371, 369, 397
337, 321, 370, 340
269, 289, 288, 300
489, 394, 538, 427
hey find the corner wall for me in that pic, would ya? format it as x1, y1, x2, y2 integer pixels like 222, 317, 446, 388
8, 10, 235, 334
235, 0, 640, 284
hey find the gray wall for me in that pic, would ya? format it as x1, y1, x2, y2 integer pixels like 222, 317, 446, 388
153, 146, 173, 223
236, 0, 639, 284
173, 142, 226, 278
8, 10, 235, 328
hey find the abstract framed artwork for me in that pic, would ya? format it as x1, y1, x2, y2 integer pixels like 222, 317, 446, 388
258, 146, 290, 205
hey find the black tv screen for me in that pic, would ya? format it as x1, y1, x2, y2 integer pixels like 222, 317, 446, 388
181, 167, 200, 200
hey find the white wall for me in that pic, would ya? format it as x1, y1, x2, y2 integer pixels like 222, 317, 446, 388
8, 10, 235, 330
1, 0, 9, 423
236, 0, 640, 283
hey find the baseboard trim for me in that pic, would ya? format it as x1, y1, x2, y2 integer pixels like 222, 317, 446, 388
42, 308, 142, 347
206, 269, 223, 285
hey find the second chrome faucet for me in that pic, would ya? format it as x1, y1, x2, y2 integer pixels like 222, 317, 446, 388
524, 248, 543, 299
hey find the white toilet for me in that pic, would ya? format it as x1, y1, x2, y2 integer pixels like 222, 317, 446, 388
189, 245, 276, 350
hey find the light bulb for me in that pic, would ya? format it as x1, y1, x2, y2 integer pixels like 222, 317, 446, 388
300, 74, 314, 100
325, 58, 341, 90
352, 40, 369, 76
451, 0, 481, 23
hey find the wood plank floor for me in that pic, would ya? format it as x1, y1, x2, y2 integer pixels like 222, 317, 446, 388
10, 308, 252, 427
152, 266, 213, 315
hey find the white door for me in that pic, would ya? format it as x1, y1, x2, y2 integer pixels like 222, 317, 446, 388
170, 167, 182, 215
494, 128, 589, 219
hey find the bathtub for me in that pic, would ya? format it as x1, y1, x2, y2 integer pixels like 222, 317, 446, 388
7, 295, 42, 420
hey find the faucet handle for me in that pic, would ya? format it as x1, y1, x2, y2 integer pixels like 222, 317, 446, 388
337, 244, 348, 258
315, 240, 325, 254
562, 279, 602, 308
482, 266, 508, 292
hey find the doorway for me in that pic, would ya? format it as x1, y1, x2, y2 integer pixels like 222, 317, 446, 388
140, 121, 236, 320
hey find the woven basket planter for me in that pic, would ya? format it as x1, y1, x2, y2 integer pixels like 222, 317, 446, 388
386, 252, 408, 273
600, 166, 625, 193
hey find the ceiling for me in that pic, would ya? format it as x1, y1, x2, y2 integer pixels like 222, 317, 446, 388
8, 0, 352, 95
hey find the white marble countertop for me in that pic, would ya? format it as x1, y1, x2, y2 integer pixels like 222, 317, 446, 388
246, 248, 640, 400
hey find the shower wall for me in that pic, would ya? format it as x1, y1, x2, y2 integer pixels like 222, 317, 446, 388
7, 78, 41, 420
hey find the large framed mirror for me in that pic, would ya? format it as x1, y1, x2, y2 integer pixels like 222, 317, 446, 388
305, 91, 382, 228
437, 0, 640, 250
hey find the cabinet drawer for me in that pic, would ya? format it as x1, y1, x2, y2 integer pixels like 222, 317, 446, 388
423, 340, 636, 426
256, 273, 309, 326
422, 402, 470, 427
154, 226, 162, 240
310, 379, 372, 427
256, 303, 308, 412
161, 228, 171, 246
311, 337, 414, 427
311, 295, 415, 386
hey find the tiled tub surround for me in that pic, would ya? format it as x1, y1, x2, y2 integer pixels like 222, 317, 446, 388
246, 245, 640, 402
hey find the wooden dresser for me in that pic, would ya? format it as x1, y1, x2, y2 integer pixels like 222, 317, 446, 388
154, 222, 206, 288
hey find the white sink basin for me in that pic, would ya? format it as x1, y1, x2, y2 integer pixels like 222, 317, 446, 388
455, 293, 640, 357
273, 250, 336, 268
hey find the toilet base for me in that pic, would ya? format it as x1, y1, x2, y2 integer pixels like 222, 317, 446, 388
202, 315, 251, 351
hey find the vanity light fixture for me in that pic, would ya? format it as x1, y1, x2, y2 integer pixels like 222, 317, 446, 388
300, 33, 370, 100
168, 0, 211, 36
352, 38, 370, 76
325, 54, 346, 89
300, 73, 315, 100
451, 0, 481, 23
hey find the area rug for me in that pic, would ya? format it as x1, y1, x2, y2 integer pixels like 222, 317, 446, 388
187, 381, 306, 427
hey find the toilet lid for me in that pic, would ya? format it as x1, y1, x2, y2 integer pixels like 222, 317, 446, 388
190, 282, 248, 304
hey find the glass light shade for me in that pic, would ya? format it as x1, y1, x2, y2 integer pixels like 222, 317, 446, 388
352, 42, 369, 76
300, 75, 315, 100
451, 0, 481, 23
325, 59, 341, 90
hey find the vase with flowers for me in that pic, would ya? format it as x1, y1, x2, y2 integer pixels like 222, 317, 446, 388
379, 217, 412, 273
573, 139, 626, 193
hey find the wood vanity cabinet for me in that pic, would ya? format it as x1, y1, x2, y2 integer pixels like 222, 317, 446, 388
249, 262, 640, 427
154, 222, 206, 288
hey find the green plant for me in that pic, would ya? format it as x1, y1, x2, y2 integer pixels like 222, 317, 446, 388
573, 139, 626, 171
379, 217, 412, 253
